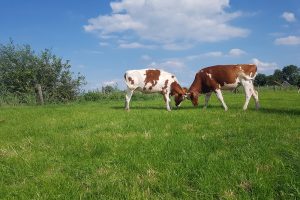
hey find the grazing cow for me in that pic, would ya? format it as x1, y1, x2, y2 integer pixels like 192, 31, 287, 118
186, 64, 260, 110
124, 69, 187, 111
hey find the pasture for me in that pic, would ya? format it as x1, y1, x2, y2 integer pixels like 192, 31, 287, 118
0, 90, 299, 199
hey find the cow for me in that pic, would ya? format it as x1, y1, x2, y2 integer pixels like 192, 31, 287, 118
124, 69, 187, 111
186, 64, 260, 111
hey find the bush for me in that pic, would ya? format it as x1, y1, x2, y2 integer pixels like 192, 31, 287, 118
0, 92, 36, 106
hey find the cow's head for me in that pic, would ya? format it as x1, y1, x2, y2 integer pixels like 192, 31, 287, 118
187, 91, 199, 107
174, 87, 188, 107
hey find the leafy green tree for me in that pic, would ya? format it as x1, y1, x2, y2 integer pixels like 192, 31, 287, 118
102, 83, 119, 94
266, 75, 274, 85
0, 40, 85, 103
272, 69, 284, 84
0, 41, 37, 99
282, 65, 300, 85
254, 73, 267, 86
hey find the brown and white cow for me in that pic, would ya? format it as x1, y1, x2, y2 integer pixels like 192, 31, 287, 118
187, 64, 260, 110
124, 69, 187, 111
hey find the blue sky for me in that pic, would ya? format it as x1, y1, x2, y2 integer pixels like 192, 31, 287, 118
1, 0, 300, 90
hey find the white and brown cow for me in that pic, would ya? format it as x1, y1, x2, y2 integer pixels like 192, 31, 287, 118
187, 64, 260, 110
124, 69, 187, 111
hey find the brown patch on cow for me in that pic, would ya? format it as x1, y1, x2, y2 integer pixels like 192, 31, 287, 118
149, 86, 152, 90
144, 69, 160, 87
162, 79, 169, 91
128, 77, 134, 85
170, 81, 185, 96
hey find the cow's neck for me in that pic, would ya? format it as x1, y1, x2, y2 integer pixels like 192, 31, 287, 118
171, 81, 183, 95
189, 73, 202, 94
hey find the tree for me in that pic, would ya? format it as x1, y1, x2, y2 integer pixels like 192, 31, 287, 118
0, 40, 37, 100
266, 75, 274, 85
35, 49, 85, 102
0, 40, 85, 103
272, 69, 284, 84
102, 83, 119, 94
255, 73, 267, 86
282, 65, 300, 85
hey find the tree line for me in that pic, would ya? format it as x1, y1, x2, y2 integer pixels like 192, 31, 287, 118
255, 65, 300, 87
0, 40, 85, 104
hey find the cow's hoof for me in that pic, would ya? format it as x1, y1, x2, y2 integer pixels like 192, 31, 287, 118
255, 104, 260, 110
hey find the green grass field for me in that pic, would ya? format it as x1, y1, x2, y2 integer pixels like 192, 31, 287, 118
1, 90, 299, 199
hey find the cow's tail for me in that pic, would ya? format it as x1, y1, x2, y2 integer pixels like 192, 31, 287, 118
124, 72, 132, 88
239, 73, 256, 80
124, 72, 129, 87
239, 64, 257, 80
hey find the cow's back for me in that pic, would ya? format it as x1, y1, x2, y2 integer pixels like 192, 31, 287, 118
201, 65, 240, 86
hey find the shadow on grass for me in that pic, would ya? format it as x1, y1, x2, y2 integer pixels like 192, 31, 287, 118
111, 104, 300, 115
259, 107, 300, 116
111, 104, 224, 111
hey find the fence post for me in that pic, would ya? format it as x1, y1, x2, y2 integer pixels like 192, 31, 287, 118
35, 84, 44, 105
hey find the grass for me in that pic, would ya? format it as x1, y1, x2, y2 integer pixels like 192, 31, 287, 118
0, 90, 299, 199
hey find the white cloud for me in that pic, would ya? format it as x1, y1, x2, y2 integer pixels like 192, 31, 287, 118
141, 55, 152, 61
204, 51, 224, 57
99, 42, 109, 46
162, 43, 193, 50
275, 36, 300, 45
281, 12, 296, 22
186, 48, 246, 60
84, 14, 145, 33
228, 48, 246, 56
84, 0, 249, 49
102, 78, 124, 87
159, 60, 186, 70
119, 42, 156, 49
147, 60, 187, 75
148, 60, 186, 70
103, 81, 117, 86
251, 58, 278, 73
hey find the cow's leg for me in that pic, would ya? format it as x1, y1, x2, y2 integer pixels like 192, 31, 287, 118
125, 89, 134, 110
203, 92, 212, 109
241, 80, 253, 110
252, 88, 260, 110
214, 89, 228, 111
163, 92, 171, 111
